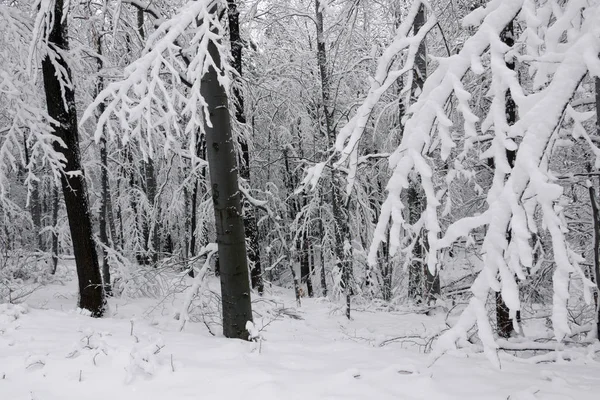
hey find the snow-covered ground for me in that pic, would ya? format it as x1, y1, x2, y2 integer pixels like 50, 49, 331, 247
1, 263, 600, 400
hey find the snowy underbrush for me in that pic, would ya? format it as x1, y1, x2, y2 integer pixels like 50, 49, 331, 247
431, 289, 600, 365
0, 249, 70, 304
111, 264, 171, 299
108, 251, 186, 300
171, 244, 221, 333
335, 268, 599, 363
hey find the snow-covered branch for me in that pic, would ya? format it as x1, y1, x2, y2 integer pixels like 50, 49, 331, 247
82, 0, 225, 162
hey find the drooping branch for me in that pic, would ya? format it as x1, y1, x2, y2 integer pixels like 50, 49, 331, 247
82, 0, 223, 160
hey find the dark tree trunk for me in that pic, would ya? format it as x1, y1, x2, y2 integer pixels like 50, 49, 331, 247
228, 0, 263, 295
300, 231, 313, 297
188, 177, 198, 276
293, 119, 313, 298
373, 178, 393, 301
316, 0, 351, 318
41, 0, 105, 316
23, 137, 43, 250
116, 176, 124, 250
496, 20, 518, 339
188, 134, 205, 278
51, 185, 59, 274
407, 4, 439, 305
106, 193, 118, 249
94, 27, 112, 297
202, 13, 253, 339
145, 158, 158, 263
136, 8, 159, 265
99, 139, 112, 295
31, 181, 42, 250
382, 230, 393, 302
283, 147, 303, 303
317, 203, 328, 297
126, 147, 145, 263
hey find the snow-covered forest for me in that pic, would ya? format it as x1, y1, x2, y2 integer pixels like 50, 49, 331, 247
2, 0, 600, 398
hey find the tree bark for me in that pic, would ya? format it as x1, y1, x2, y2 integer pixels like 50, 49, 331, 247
283, 147, 303, 303
31, 181, 42, 250
407, 4, 439, 305
317, 200, 328, 297
228, 0, 264, 295
300, 231, 313, 297
23, 137, 43, 250
592, 75, 600, 340
51, 185, 59, 274
496, 20, 518, 338
94, 25, 112, 296
144, 157, 158, 263
590, 185, 600, 340
188, 133, 205, 277
136, 8, 159, 265
316, 0, 351, 318
202, 11, 253, 339
41, 0, 105, 316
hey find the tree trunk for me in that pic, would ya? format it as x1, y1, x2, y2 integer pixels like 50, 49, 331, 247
202, 13, 252, 339
145, 158, 158, 263
317, 201, 328, 297
106, 193, 118, 249
283, 147, 303, 303
41, 0, 105, 316
407, 4, 439, 305
51, 185, 59, 275
496, 20, 518, 338
94, 25, 112, 297
188, 176, 198, 276
23, 137, 42, 250
590, 185, 600, 340
136, 8, 159, 265
31, 181, 42, 250
316, 0, 351, 318
228, 0, 263, 295
99, 137, 112, 296
116, 176, 124, 250
592, 75, 600, 340
125, 147, 145, 263
382, 229, 393, 302
188, 133, 205, 278
300, 231, 313, 297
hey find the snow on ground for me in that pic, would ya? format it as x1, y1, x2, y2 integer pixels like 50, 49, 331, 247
1, 263, 600, 400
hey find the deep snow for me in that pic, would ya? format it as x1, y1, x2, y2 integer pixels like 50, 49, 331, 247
1, 263, 600, 400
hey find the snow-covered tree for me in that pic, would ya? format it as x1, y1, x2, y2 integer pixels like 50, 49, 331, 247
318, 0, 600, 364
84, 0, 254, 339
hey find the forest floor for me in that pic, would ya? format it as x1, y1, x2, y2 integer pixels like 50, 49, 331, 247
2, 261, 600, 400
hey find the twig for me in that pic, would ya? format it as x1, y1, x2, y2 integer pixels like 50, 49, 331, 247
26, 361, 45, 369
203, 320, 215, 336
